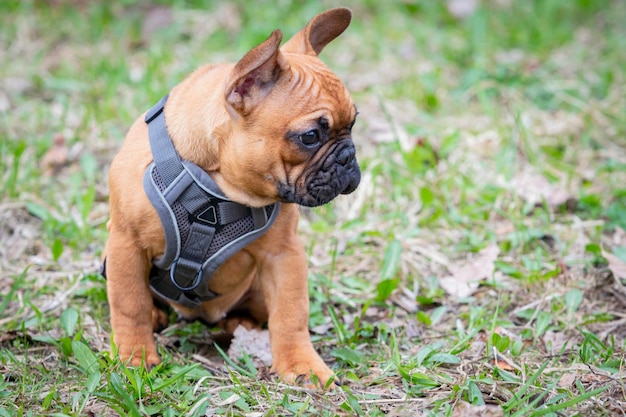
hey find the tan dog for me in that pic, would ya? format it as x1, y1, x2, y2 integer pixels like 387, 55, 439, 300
102, 7, 359, 388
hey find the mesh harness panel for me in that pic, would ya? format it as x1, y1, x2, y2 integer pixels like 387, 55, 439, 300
126, 95, 279, 308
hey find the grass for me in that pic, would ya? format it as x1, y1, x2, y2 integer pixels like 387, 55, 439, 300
1, 0, 626, 415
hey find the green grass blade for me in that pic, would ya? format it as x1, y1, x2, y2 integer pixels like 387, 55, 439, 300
532, 385, 610, 416
503, 361, 549, 410
71, 340, 101, 376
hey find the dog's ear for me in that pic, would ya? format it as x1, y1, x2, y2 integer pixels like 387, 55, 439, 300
282, 7, 351, 56
226, 30, 284, 116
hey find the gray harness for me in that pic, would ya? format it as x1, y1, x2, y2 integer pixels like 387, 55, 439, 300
141, 95, 280, 308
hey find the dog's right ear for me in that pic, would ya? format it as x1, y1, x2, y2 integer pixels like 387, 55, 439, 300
282, 7, 352, 56
225, 30, 284, 117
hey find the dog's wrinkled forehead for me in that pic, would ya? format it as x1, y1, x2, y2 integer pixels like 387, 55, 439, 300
281, 54, 355, 127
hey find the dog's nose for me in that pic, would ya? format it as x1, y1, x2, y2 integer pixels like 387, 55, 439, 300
336, 146, 355, 166
341, 170, 360, 195
341, 178, 359, 194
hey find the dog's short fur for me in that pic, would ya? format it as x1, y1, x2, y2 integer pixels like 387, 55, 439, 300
103, 7, 359, 388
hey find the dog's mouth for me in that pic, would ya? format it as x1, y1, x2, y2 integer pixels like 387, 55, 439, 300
278, 142, 361, 207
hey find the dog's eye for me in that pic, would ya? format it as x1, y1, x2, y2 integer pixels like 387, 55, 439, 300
298, 130, 320, 146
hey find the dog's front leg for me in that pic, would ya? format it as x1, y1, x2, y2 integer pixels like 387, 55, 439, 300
261, 241, 335, 389
105, 228, 160, 368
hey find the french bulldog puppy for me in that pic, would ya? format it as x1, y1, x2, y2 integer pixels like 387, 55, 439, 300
102, 7, 359, 389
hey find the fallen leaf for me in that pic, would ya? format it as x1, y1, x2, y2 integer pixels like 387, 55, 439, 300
558, 373, 577, 388
602, 248, 626, 279
216, 393, 240, 407
391, 289, 418, 313
493, 357, 515, 371
40, 133, 69, 175
227, 325, 272, 368
451, 402, 504, 417
405, 320, 422, 339
512, 171, 569, 207
543, 331, 569, 354
0, 330, 32, 344
310, 321, 334, 335
580, 373, 606, 384
364, 305, 389, 320
494, 221, 516, 238
439, 244, 500, 298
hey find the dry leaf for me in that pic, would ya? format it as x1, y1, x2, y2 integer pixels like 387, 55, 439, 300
558, 373, 577, 388
580, 373, 606, 384
227, 325, 272, 368
310, 322, 334, 335
439, 244, 500, 298
493, 357, 515, 371
512, 171, 569, 207
602, 249, 626, 279
494, 221, 516, 238
216, 393, 240, 407
405, 320, 422, 339
41, 133, 69, 175
451, 402, 504, 417
391, 289, 418, 313
543, 330, 569, 354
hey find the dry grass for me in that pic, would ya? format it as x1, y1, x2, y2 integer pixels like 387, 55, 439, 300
1, 1, 626, 415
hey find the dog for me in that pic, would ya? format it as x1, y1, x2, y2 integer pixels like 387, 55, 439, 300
101, 7, 360, 389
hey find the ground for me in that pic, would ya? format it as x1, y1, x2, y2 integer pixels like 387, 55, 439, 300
1, 1, 626, 416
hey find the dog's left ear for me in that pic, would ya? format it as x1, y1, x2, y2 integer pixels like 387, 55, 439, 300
282, 7, 352, 56
226, 30, 284, 116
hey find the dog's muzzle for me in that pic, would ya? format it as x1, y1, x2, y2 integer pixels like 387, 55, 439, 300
279, 141, 361, 207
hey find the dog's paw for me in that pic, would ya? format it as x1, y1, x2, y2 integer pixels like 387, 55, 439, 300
114, 333, 161, 369
120, 346, 161, 369
272, 353, 338, 390
278, 369, 338, 390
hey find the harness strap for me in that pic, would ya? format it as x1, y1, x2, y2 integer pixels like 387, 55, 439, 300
145, 95, 183, 185
172, 221, 215, 289
145, 95, 219, 297
140, 95, 280, 309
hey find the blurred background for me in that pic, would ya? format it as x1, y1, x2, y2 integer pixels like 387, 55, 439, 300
1, 0, 625, 415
